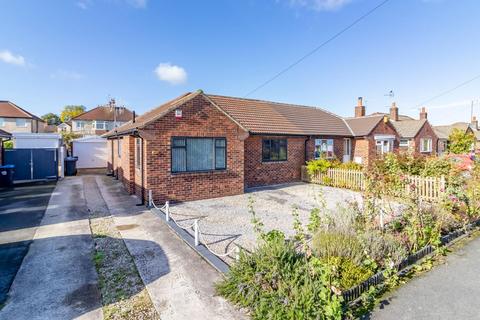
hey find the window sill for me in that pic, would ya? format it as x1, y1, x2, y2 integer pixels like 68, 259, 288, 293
170, 169, 228, 176
262, 160, 288, 164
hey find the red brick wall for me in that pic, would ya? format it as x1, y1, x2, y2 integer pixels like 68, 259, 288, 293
412, 122, 438, 155
352, 119, 399, 166
144, 95, 246, 203
244, 135, 347, 188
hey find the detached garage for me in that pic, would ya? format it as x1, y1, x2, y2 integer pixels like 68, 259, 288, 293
72, 136, 107, 169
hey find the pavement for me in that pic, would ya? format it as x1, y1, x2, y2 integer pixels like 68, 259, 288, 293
95, 175, 247, 320
369, 235, 480, 320
0, 177, 103, 320
0, 181, 56, 305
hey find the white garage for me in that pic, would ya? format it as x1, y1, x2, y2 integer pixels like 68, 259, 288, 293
72, 136, 108, 169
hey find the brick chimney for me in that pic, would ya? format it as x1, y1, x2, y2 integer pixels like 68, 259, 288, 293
472, 116, 479, 131
389, 102, 399, 121
355, 97, 365, 118
419, 107, 428, 120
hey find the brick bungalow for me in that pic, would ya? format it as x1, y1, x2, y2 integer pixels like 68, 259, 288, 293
104, 90, 360, 203
374, 103, 438, 155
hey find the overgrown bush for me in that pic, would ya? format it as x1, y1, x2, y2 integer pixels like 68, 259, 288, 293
421, 156, 452, 177
359, 230, 407, 266
216, 233, 343, 319
306, 159, 363, 175
320, 257, 374, 290
312, 230, 364, 265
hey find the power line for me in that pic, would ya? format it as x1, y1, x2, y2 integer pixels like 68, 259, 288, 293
244, 0, 393, 98
418, 73, 480, 106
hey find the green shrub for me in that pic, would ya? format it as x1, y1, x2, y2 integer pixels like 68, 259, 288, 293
359, 230, 407, 266
312, 230, 364, 265
306, 158, 333, 175
217, 236, 343, 320
3, 140, 13, 149
421, 156, 451, 177
321, 257, 374, 290
337, 161, 363, 171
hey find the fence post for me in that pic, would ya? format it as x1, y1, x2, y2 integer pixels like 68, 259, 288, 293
148, 190, 153, 208
165, 201, 170, 222
194, 219, 199, 246
235, 246, 240, 261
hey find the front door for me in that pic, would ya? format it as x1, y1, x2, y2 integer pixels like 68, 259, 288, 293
343, 138, 351, 162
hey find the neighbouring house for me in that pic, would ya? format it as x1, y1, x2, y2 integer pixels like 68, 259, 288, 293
71, 105, 133, 136
57, 122, 72, 133
104, 90, 357, 203
0, 129, 12, 165
433, 117, 479, 154
384, 104, 437, 155
0, 101, 46, 133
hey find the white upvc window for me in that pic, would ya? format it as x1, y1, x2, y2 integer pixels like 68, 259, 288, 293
0, 118, 4, 127
314, 139, 334, 159
399, 139, 410, 147
420, 138, 432, 153
75, 121, 85, 130
135, 138, 142, 169
375, 140, 393, 155
16, 118, 28, 127
94, 120, 106, 130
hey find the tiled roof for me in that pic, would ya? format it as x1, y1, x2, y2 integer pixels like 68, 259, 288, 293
391, 119, 427, 138
72, 106, 134, 122
433, 122, 471, 140
105, 91, 353, 137
370, 112, 414, 121
206, 94, 352, 136
344, 115, 385, 136
0, 101, 43, 121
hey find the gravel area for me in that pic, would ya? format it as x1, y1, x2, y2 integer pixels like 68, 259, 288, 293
167, 182, 362, 264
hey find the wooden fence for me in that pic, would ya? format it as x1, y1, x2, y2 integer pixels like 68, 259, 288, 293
301, 166, 446, 201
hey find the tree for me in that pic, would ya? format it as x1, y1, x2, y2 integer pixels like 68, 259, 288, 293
60, 105, 86, 122
41, 112, 61, 125
60, 132, 82, 154
448, 128, 475, 154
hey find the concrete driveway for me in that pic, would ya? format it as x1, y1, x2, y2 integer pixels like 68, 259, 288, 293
0, 181, 56, 305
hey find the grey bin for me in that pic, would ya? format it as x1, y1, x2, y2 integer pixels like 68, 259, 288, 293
64, 156, 78, 176
0, 165, 15, 187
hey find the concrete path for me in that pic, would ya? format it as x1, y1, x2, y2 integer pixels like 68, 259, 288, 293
0, 181, 56, 305
369, 236, 480, 320
0, 178, 103, 320
95, 175, 247, 320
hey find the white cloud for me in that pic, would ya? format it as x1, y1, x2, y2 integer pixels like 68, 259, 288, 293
0, 50, 26, 66
154, 63, 187, 85
287, 0, 352, 11
76, 0, 91, 9
50, 69, 85, 80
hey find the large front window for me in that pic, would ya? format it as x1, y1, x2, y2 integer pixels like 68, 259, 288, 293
420, 138, 432, 153
262, 139, 287, 162
314, 139, 334, 159
16, 119, 28, 127
376, 140, 393, 155
172, 137, 226, 173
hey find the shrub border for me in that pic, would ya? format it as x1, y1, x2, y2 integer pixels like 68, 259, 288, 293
342, 219, 480, 303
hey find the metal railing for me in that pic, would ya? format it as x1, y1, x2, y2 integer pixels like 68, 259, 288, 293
148, 190, 240, 261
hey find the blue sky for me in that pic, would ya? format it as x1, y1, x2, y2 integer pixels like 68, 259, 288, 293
0, 0, 479, 125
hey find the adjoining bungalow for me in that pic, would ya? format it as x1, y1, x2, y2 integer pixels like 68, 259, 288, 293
434, 117, 479, 154
104, 91, 361, 203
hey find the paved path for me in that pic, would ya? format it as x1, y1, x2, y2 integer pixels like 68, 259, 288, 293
0, 178, 103, 320
95, 175, 246, 320
0, 182, 56, 305
370, 236, 480, 320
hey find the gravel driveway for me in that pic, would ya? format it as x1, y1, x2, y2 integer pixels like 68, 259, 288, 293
168, 183, 361, 263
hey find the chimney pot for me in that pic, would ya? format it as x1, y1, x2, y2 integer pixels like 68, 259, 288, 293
472, 116, 478, 131
355, 97, 366, 118
420, 107, 428, 120
132, 111, 136, 123
390, 102, 399, 121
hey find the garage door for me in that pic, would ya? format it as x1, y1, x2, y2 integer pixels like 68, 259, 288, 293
73, 141, 107, 169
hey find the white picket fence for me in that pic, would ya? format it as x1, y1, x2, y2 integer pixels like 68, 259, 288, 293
301, 166, 446, 201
